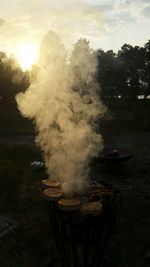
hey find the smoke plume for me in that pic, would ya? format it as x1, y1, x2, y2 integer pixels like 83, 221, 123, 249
16, 31, 106, 196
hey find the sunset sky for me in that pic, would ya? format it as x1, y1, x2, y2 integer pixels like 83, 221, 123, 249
0, 0, 150, 58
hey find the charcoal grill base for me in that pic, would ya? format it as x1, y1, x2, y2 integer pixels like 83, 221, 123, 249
45, 195, 119, 267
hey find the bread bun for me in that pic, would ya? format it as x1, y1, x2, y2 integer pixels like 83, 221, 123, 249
81, 201, 102, 216
43, 188, 63, 201
58, 198, 81, 211
42, 179, 60, 188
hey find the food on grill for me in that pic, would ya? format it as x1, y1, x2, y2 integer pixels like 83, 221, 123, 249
42, 179, 60, 188
109, 149, 118, 157
43, 188, 63, 201
81, 201, 102, 216
86, 181, 102, 191
99, 148, 118, 158
58, 198, 81, 211
89, 192, 101, 202
89, 188, 113, 201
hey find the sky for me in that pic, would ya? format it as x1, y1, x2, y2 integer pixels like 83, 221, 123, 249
0, 0, 150, 57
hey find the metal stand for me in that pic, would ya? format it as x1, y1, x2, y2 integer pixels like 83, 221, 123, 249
46, 189, 121, 267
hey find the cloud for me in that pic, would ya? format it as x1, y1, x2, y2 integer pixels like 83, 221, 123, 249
96, 0, 150, 34
0, 0, 103, 51
0, 0, 150, 54
16, 0, 103, 43
142, 5, 150, 18
125, 0, 150, 3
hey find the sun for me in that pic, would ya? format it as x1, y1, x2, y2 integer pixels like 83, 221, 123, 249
16, 43, 38, 70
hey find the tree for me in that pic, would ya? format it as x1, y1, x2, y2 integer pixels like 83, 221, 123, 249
0, 52, 29, 104
118, 44, 145, 99
38, 31, 67, 68
96, 49, 127, 100
69, 38, 99, 96
142, 40, 150, 98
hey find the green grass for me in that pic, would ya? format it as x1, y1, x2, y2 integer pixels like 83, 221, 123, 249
101, 99, 150, 134
0, 144, 57, 267
0, 101, 150, 266
0, 103, 35, 137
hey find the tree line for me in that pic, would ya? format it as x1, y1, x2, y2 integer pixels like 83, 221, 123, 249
96, 40, 150, 100
0, 37, 150, 104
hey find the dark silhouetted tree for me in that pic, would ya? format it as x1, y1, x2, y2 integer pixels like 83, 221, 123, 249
118, 44, 145, 99
142, 40, 150, 98
69, 38, 99, 97
0, 52, 29, 104
96, 49, 127, 100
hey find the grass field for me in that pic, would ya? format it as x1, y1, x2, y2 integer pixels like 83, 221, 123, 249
0, 100, 150, 267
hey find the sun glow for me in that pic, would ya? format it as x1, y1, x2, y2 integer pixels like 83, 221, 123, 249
16, 43, 38, 70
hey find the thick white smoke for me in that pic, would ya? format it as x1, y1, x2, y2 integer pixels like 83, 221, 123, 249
16, 31, 106, 196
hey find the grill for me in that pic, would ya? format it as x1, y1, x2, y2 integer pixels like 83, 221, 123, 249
97, 147, 132, 164
42, 180, 121, 267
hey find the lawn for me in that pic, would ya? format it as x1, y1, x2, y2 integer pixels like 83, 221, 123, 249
0, 100, 150, 267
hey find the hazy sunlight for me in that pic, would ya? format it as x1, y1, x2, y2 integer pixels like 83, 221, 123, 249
16, 43, 38, 70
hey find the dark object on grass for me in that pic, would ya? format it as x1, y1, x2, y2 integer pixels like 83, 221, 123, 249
96, 147, 132, 164
31, 161, 44, 169
0, 215, 18, 238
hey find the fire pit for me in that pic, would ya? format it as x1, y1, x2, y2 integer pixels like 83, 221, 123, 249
96, 147, 132, 164
42, 179, 121, 267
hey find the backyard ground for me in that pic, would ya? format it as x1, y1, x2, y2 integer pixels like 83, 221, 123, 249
0, 100, 150, 267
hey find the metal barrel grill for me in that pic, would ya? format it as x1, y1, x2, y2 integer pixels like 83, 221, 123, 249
42, 180, 121, 267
